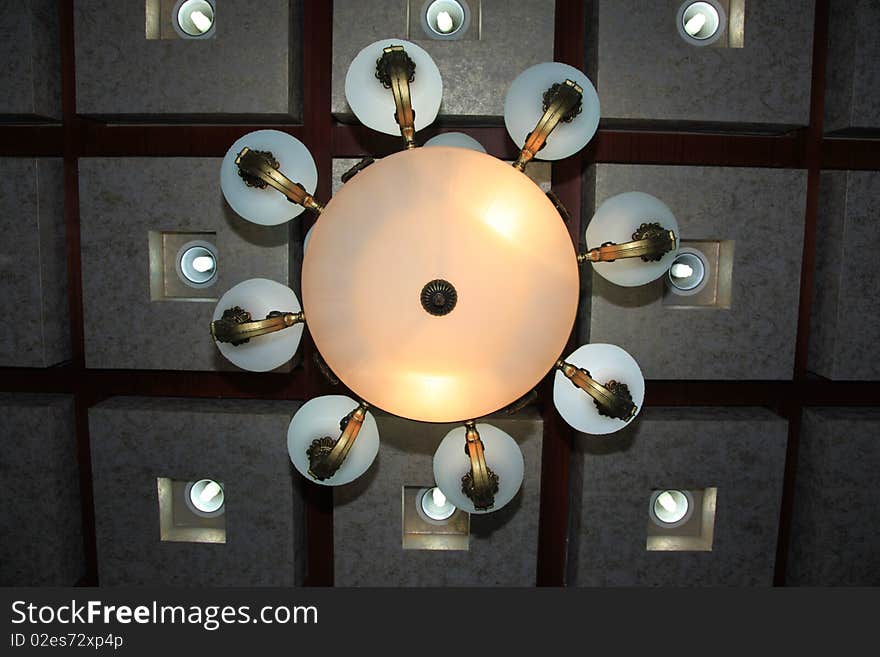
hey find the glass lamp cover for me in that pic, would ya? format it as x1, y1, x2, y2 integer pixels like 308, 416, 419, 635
302, 146, 580, 423
504, 62, 600, 161
219, 129, 318, 226
553, 343, 645, 435
586, 191, 680, 287
344, 38, 443, 136
287, 395, 380, 486
212, 278, 303, 372
424, 132, 487, 153
433, 423, 524, 514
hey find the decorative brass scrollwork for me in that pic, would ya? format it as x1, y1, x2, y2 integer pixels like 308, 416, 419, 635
235, 147, 324, 213
210, 307, 304, 346
461, 420, 500, 510
376, 45, 418, 150
578, 222, 677, 264
555, 360, 637, 422
307, 402, 370, 481
513, 79, 583, 172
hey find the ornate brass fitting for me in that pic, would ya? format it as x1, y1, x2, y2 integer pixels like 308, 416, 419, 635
306, 402, 370, 481
461, 420, 500, 511
513, 78, 583, 172
555, 360, 637, 422
578, 222, 676, 264
235, 147, 324, 214
375, 45, 418, 150
210, 306, 304, 346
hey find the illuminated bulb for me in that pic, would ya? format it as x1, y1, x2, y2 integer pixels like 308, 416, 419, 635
190, 9, 213, 33
685, 11, 707, 36
436, 10, 454, 33
657, 491, 678, 513
432, 487, 447, 507
670, 262, 694, 279
192, 255, 215, 273
199, 480, 222, 503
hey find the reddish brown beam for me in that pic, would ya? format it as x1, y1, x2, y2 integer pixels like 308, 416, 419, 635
535, 0, 585, 589
331, 124, 520, 159
594, 129, 805, 168
821, 137, 880, 170
775, 0, 830, 587
300, 0, 335, 588
0, 125, 64, 156
76, 121, 305, 157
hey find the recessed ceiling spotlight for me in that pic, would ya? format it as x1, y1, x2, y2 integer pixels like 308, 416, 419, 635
186, 478, 225, 517
423, 0, 470, 39
176, 241, 218, 288
420, 486, 457, 521
676, 1, 726, 47
649, 489, 694, 528
175, 0, 216, 39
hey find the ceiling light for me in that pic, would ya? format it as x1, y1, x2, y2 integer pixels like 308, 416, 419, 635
677, 1, 726, 46
211, 39, 683, 513
175, 0, 215, 38
176, 241, 217, 288
424, 1, 469, 39
668, 250, 707, 292
649, 489, 694, 527
186, 479, 224, 516
421, 487, 456, 521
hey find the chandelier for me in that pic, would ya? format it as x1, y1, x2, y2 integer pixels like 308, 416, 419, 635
210, 37, 681, 515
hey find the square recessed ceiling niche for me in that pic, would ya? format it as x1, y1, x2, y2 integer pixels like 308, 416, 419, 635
401, 486, 469, 551
157, 477, 226, 544
646, 487, 717, 552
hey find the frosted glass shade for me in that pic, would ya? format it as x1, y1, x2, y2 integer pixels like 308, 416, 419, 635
287, 395, 380, 486
303, 224, 314, 255
345, 39, 442, 137
433, 423, 524, 514
504, 62, 600, 161
586, 191, 680, 287
302, 147, 579, 423
424, 132, 486, 153
212, 278, 303, 372
553, 343, 645, 435
220, 129, 318, 226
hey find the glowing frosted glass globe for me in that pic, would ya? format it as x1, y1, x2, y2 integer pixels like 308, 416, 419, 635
345, 39, 442, 137
211, 278, 303, 372
586, 191, 680, 287
553, 343, 645, 435
504, 62, 600, 161
220, 129, 318, 226
287, 395, 380, 486
424, 132, 486, 153
433, 423, 524, 514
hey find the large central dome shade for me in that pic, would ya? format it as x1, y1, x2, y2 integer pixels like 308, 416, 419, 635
302, 146, 579, 422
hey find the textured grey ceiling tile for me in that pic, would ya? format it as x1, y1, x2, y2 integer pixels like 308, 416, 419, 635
0, 158, 70, 367
809, 171, 880, 380
824, 0, 880, 133
74, 0, 302, 117
79, 157, 292, 371
787, 407, 880, 585
89, 397, 304, 586
0, 0, 61, 119
588, 164, 806, 380
568, 407, 787, 586
332, 0, 555, 120
0, 394, 82, 585
595, 0, 813, 127
334, 409, 543, 586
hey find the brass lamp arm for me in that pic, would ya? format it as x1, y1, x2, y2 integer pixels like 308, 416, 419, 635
307, 402, 369, 481
513, 79, 583, 172
210, 308, 304, 346
462, 420, 500, 510
555, 360, 637, 422
578, 223, 676, 264
376, 45, 417, 150
235, 147, 324, 213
